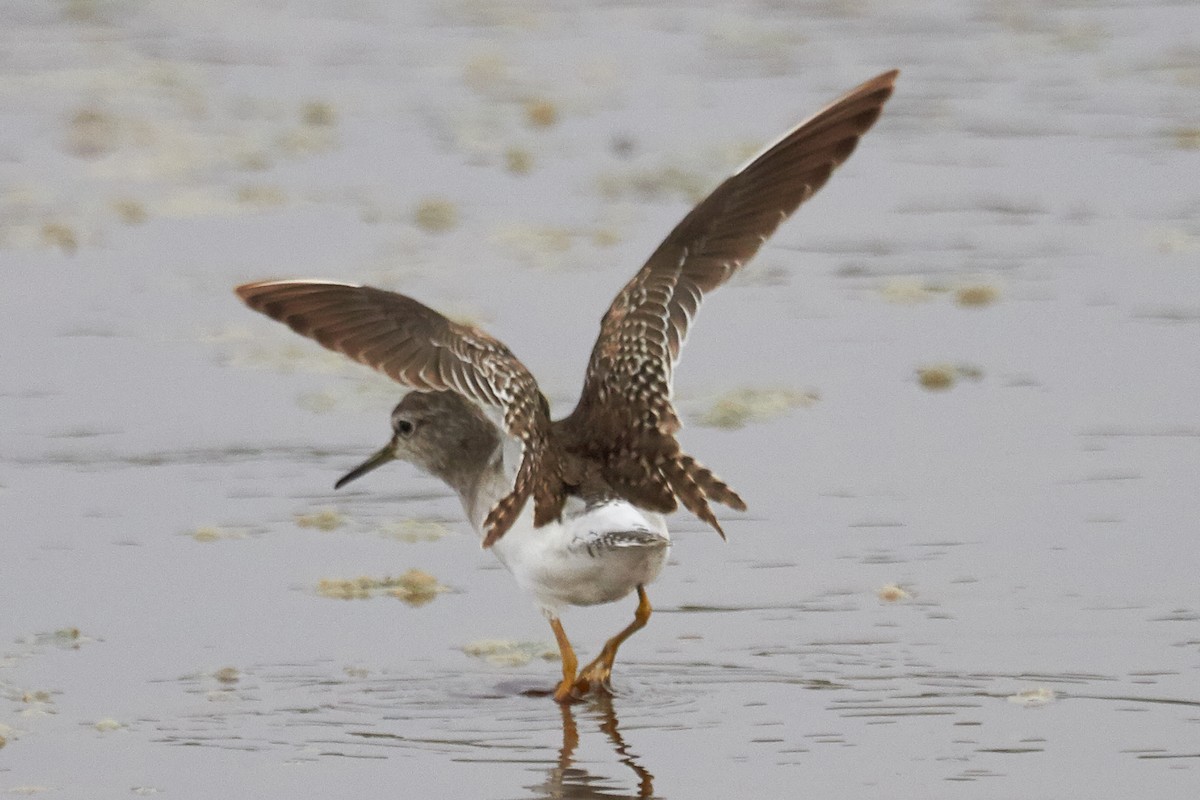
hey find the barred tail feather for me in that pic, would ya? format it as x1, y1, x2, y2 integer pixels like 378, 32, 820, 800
662, 458, 727, 540
679, 455, 747, 511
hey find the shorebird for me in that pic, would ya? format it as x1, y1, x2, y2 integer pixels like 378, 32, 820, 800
236, 70, 897, 702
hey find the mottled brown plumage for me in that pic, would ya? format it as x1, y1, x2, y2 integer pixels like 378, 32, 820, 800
563, 68, 897, 536
236, 69, 898, 546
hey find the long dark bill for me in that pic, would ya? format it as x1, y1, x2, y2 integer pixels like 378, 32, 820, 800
334, 441, 396, 489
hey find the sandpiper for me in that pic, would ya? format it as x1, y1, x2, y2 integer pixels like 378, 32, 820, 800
236, 70, 897, 702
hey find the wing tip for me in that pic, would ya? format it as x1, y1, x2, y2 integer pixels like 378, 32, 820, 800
234, 278, 363, 304
864, 69, 900, 94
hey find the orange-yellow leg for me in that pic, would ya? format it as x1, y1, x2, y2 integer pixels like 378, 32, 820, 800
549, 616, 579, 704
572, 585, 652, 696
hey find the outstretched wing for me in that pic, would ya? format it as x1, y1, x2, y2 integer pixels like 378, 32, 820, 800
564, 70, 899, 529
235, 280, 558, 545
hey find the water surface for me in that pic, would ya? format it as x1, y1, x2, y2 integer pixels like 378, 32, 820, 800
3, 1, 1198, 797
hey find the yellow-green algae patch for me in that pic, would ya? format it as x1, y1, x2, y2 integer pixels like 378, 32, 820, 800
294, 508, 345, 531
879, 277, 937, 304
56, 627, 81, 643
1169, 127, 1200, 149
877, 584, 912, 602
191, 526, 246, 542
317, 570, 449, 606
26, 627, 88, 649
916, 363, 984, 392
697, 387, 818, 430
40, 222, 78, 255
213, 666, 241, 685
917, 365, 955, 391
111, 197, 147, 224
276, 100, 339, 156
378, 519, 452, 543
505, 146, 534, 175
235, 184, 287, 208
524, 98, 558, 128
65, 107, 120, 158
413, 196, 459, 233
955, 284, 1000, 307
19, 690, 55, 719
462, 639, 559, 667
301, 101, 337, 128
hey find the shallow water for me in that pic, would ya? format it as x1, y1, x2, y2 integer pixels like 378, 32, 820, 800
3, 1, 1198, 797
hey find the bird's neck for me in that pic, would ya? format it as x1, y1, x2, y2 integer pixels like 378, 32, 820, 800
421, 428, 496, 498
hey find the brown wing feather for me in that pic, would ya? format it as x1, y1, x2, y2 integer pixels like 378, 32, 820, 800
563, 70, 899, 533
234, 280, 557, 543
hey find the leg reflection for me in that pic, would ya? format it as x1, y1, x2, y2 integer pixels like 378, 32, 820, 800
595, 694, 655, 799
543, 694, 656, 799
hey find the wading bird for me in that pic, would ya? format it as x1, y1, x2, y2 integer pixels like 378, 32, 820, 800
236, 70, 897, 702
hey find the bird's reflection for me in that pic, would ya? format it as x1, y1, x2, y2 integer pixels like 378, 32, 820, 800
530, 694, 656, 799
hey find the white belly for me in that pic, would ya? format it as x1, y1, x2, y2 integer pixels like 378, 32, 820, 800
486, 496, 670, 614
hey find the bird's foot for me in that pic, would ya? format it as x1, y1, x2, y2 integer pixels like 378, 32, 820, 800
570, 659, 614, 698
552, 663, 614, 703
553, 677, 578, 704
549, 586, 648, 703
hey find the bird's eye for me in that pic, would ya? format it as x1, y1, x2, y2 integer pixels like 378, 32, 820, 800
396, 419, 416, 437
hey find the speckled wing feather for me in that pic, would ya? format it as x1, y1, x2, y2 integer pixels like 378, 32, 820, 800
235, 280, 557, 545
564, 70, 899, 535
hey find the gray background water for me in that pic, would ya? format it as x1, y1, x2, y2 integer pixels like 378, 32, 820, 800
3, 1, 1198, 797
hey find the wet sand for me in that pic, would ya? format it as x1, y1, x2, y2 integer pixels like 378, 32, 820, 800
3, 1, 1198, 797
